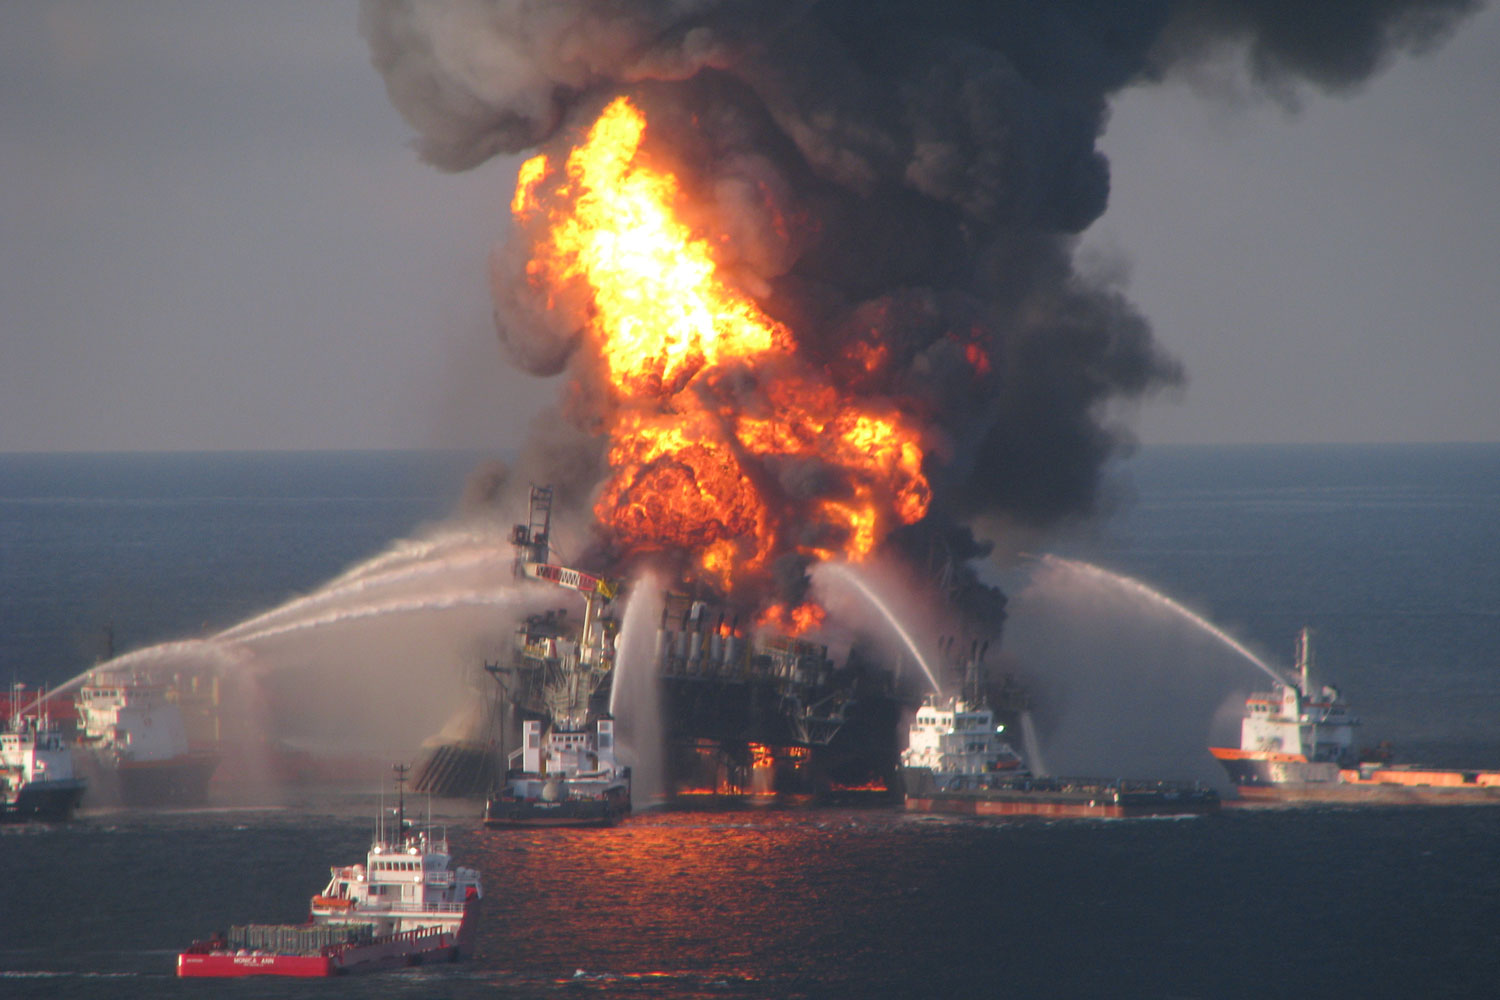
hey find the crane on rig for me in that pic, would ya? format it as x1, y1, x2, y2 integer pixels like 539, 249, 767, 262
473, 485, 631, 826
507, 485, 621, 729
511, 485, 618, 599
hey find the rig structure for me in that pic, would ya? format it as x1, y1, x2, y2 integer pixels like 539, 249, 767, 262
415, 485, 1025, 802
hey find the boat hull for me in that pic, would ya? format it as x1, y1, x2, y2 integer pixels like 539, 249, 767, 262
1210, 747, 1500, 805
905, 795, 1214, 819
178, 952, 336, 978
901, 768, 1219, 819
79, 749, 221, 808
904, 789, 1220, 819
483, 794, 627, 828
178, 905, 477, 978
0, 778, 87, 823
177, 926, 465, 978
484, 769, 631, 828
1230, 782, 1500, 805
116, 751, 220, 806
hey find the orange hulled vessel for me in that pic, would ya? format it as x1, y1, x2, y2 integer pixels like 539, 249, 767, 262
1210, 629, 1500, 804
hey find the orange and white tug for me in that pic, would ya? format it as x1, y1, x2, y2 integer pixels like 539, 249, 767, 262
177, 771, 482, 977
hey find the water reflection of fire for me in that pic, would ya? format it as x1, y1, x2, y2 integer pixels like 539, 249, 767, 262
511, 97, 932, 629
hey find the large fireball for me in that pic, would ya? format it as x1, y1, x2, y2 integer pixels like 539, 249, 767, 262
513, 97, 931, 618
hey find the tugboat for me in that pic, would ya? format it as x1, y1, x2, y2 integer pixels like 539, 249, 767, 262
74, 671, 220, 806
1209, 628, 1500, 804
482, 486, 631, 827
177, 767, 483, 977
1, 686, 87, 823
900, 656, 1218, 819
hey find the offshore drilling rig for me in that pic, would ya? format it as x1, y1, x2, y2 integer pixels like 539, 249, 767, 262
415, 485, 1024, 801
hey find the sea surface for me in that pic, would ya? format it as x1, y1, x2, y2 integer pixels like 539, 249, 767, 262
2, 445, 1498, 998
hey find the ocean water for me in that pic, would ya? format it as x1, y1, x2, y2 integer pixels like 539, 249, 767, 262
1046, 443, 1500, 767
0, 450, 478, 680
3, 802, 1499, 999
2, 445, 1498, 998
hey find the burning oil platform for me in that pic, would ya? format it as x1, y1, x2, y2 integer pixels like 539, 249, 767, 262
415, 486, 1024, 803
356, 0, 1445, 810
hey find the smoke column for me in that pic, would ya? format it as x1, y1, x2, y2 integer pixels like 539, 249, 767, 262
360, 0, 1476, 624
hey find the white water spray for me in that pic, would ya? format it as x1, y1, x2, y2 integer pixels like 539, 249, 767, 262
20, 639, 255, 711
319, 525, 514, 589
1037, 555, 1284, 685
609, 572, 665, 808
813, 562, 942, 694
228, 588, 521, 646
1019, 710, 1049, 778
215, 543, 513, 642
26, 586, 523, 715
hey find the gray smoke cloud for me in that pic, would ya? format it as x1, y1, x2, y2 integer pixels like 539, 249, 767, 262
360, 0, 1476, 618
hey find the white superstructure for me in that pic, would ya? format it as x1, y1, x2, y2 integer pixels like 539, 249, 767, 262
510, 717, 625, 800
1238, 629, 1359, 765
901, 695, 1025, 777
2, 688, 87, 820
77, 673, 193, 762
74, 671, 220, 804
311, 819, 483, 939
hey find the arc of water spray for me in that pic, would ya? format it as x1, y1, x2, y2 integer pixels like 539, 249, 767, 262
17, 639, 255, 714
215, 543, 513, 642
228, 588, 521, 646
814, 562, 943, 694
1034, 554, 1286, 685
609, 570, 663, 715
22, 524, 538, 717
320, 526, 514, 589
1019, 710, 1049, 778
24, 586, 523, 715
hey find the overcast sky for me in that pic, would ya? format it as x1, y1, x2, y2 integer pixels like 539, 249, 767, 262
3, 0, 1497, 452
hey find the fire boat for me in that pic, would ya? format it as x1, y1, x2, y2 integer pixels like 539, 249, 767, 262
901, 654, 1218, 819
1210, 628, 1500, 804
177, 766, 483, 977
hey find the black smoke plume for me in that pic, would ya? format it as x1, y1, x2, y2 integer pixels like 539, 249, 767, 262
360, 0, 1475, 626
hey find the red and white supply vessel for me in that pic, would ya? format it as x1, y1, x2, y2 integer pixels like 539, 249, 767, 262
177, 773, 483, 977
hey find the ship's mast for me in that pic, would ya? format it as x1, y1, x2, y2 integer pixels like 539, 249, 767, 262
392, 762, 409, 843
1296, 627, 1314, 697
950, 636, 990, 706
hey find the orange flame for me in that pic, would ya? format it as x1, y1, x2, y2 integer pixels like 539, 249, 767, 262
516, 96, 931, 610
511, 154, 550, 216
756, 601, 827, 634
